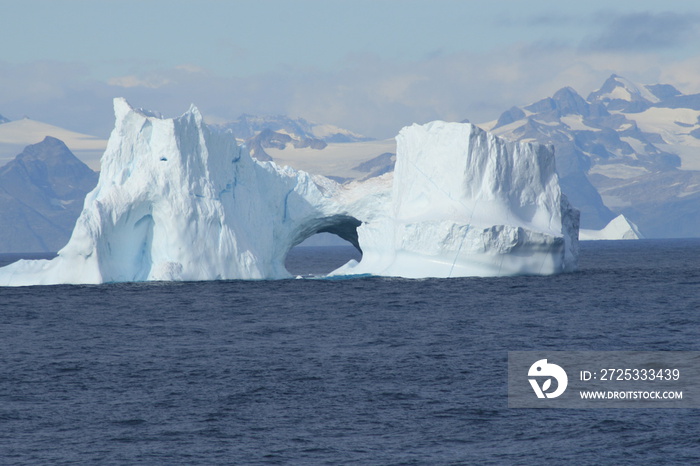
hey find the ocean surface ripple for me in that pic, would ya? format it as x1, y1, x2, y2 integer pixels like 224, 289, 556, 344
1, 239, 699, 464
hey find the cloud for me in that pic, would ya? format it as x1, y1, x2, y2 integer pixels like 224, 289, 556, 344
107, 75, 171, 89
174, 64, 206, 74
659, 56, 700, 94
583, 11, 700, 52
108, 65, 207, 89
526, 13, 576, 27
0, 61, 89, 103
2, 37, 700, 143
0, 60, 118, 135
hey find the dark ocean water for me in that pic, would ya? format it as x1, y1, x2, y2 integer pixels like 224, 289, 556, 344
1, 240, 699, 465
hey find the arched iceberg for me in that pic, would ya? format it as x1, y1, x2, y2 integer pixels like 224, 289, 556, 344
0, 99, 578, 285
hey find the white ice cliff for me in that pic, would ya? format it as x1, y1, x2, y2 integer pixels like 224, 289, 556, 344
0, 99, 578, 286
334, 121, 579, 278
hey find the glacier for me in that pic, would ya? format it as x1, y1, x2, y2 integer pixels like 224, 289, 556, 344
0, 99, 579, 286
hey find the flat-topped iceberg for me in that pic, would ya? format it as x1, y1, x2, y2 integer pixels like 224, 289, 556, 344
333, 121, 579, 277
0, 100, 578, 286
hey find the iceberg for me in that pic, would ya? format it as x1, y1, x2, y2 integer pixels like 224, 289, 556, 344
579, 214, 643, 241
0, 100, 578, 286
333, 121, 579, 277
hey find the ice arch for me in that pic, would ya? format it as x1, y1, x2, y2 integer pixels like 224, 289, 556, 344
290, 214, 363, 252
0, 99, 578, 286
0, 100, 385, 285
284, 215, 364, 277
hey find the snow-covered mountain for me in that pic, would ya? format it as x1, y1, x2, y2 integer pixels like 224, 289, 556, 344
215, 114, 372, 143
482, 74, 700, 238
212, 114, 377, 167
0, 117, 107, 170
210, 114, 395, 181
243, 127, 327, 162
0, 136, 98, 252
0, 114, 9, 125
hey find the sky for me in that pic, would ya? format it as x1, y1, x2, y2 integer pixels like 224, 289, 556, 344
1, 0, 700, 139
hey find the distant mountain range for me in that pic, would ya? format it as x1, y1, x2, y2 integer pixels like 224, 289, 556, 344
212, 114, 374, 162
483, 74, 700, 237
214, 114, 373, 143
0, 117, 106, 170
0, 137, 97, 252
